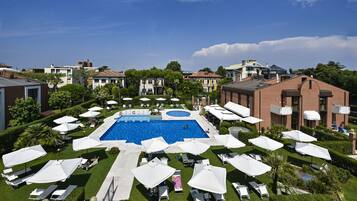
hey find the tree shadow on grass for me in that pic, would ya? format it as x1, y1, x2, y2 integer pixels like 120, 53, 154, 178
61, 173, 91, 187
81, 149, 108, 160
135, 183, 159, 201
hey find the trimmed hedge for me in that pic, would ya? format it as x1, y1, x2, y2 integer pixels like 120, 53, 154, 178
0, 99, 96, 154
300, 126, 348, 141
315, 141, 352, 155
329, 149, 357, 176
269, 194, 333, 201
65, 187, 85, 201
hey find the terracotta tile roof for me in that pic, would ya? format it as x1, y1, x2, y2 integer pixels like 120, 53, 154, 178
93, 70, 125, 78
189, 71, 222, 78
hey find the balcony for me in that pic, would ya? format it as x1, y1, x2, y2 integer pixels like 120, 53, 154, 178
332, 105, 350, 114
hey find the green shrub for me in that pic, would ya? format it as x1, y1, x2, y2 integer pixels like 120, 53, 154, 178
269, 194, 333, 201
237, 132, 259, 144
329, 149, 357, 176
219, 127, 229, 134
315, 141, 352, 154
65, 187, 84, 201
66, 106, 86, 117
185, 103, 193, 110
300, 126, 314, 135
300, 126, 348, 141
334, 166, 352, 183
108, 147, 120, 155
220, 121, 232, 129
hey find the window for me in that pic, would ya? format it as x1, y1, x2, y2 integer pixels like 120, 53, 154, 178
291, 96, 300, 129
94, 79, 99, 83
101, 79, 106, 83
319, 97, 328, 126
309, 80, 312, 89
111, 79, 116, 83
28, 88, 39, 102
148, 80, 153, 84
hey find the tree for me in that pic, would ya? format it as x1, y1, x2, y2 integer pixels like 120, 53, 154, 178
14, 123, 63, 149
47, 73, 64, 92
216, 66, 226, 77
94, 87, 111, 106
9, 98, 40, 127
265, 125, 287, 140
165, 61, 182, 72
199, 67, 213, 72
177, 80, 203, 97
72, 67, 92, 88
165, 87, 173, 97
60, 84, 87, 103
111, 85, 120, 100
49, 91, 71, 111
98, 66, 110, 72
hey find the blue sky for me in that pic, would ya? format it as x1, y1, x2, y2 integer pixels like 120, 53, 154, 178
1, 0, 357, 70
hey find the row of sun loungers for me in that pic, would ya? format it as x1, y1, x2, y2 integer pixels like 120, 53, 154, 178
232, 181, 269, 200
29, 185, 77, 200
190, 188, 226, 201
1, 167, 34, 188
5, 173, 34, 188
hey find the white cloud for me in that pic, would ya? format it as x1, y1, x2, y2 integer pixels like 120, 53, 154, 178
191, 36, 357, 69
293, 0, 319, 6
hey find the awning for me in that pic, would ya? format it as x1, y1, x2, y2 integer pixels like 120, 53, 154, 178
270, 105, 292, 116
224, 101, 250, 117
332, 105, 350, 115
303, 111, 321, 121
206, 105, 242, 121
242, 116, 263, 124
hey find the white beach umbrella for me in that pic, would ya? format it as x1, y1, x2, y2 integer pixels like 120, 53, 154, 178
139, 97, 151, 102
79, 111, 100, 118
156, 98, 166, 101
53, 116, 78, 124
282, 130, 317, 142
2, 145, 47, 168
106, 100, 118, 105
141, 137, 169, 153
123, 97, 133, 101
214, 134, 246, 149
248, 136, 283, 151
227, 154, 272, 177
88, 106, 103, 111
52, 123, 80, 133
26, 158, 82, 184
72, 136, 101, 151
178, 140, 210, 156
170, 98, 180, 102
131, 158, 176, 188
295, 143, 331, 160
188, 164, 227, 194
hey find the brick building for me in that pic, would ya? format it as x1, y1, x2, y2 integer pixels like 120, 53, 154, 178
0, 69, 49, 130
221, 75, 350, 130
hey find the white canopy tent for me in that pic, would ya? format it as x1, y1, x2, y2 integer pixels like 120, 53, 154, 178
52, 123, 80, 134
72, 136, 102, 151
26, 158, 82, 184
224, 101, 250, 117
282, 130, 317, 142
303, 111, 321, 121
156, 98, 166, 101
248, 136, 283, 151
295, 143, 331, 160
141, 137, 169, 153
188, 164, 227, 194
131, 158, 176, 188
178, 140, 210, 155
122, 97, 133, 101
2, 145, 47, 168
170, 98, 180, 102
214, 134, 246, 149
139, 97, 151, 102
227, 154, 271, 177
53, 116, 78, 125
106, 100, 118, 105
242, 116, 263, 124
88, 106, 103, 111
79, 111, 100, 118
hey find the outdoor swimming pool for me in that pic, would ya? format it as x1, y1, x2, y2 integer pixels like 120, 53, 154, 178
166, 110, 191, 117
100, 117, 208, 144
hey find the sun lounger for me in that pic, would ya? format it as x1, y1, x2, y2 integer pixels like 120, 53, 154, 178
29, 185, 57, 200
190, 189, 205, 201
3, 168, 13, 174
198, 159, 210, 166
160, 157, 168, 165
233, 182, 250, 200
217, 153, 233, 164
311, 163, 329, 172
158, 185, 169, 200
181, 153, 195, 167
248, 154, 262, 161
140, 158, 148, 166
6, 173, 34, 188
2, 167, 31, 180
50, 185, 77, 200
249, 181, 269, 198
85, 157, 99, 171
212, 193, 225, 201
172, 170, 183, 192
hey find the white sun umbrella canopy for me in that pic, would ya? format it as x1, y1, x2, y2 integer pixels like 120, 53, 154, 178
141, 137, 169, 153
295, 142, 331, 160
170, 98, 180, 102
188, 164, 227, 194
88, 106, 103, 111
2, 145, 47, 168
227, 154, 272, 177
156, 98, 166, 101
139, 97, 151, 102
52, 123, 80, 133
282, 130, 317, 142
178, 140, 210, 155
106, 100, 118, 105
73, 136, 101, 151
123, 97, 133, 101
53, 116, 78, 124
79, 111, 100, 118
214, 134, 246, 149
132, 158, 176, 188
248, 136, 283, 151
27, 158, 82, 184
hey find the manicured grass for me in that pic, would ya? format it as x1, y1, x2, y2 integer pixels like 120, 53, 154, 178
342, 177, 357, 201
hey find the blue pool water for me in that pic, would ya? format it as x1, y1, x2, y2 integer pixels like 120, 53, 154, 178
166, 110, 191, 117
100, 118, 208, 144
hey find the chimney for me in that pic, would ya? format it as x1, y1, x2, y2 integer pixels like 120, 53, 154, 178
276, 74, 280, 83
242, 60, 246, 66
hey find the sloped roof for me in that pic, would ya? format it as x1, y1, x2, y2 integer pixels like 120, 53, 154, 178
189, 71, 222, 78
93, 70, 125, 78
